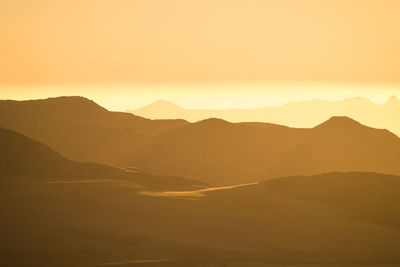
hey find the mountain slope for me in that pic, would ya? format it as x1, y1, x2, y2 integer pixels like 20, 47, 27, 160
128, 116, 400, 185
0, 96, 188, 163
0, 127, 205, 190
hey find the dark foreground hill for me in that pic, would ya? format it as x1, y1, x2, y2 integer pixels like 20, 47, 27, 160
1, 171, 400, 266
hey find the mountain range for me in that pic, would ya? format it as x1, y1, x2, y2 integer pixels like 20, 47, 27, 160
128, 116, 400, 185
0, 96, 187, 163
128, 96, 400, 137
1, 96, 400, 185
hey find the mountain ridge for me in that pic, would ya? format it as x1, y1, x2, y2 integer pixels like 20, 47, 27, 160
0, 96, 189, 163
2, 96, 400, 186
128, 96, 400, 136
127, 114, 400, 185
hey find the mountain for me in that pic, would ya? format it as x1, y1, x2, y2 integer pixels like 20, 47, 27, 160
266, 116, 400, 178
0, 127, 205, 190
0, 96, 188, 163
133, 99, 187, 118
128, 96, 400, 137
2, 171, 400, 266
128, 116, 400, 185
3, 96, 400, 186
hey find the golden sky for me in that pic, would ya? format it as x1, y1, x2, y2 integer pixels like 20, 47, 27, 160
0, 1, 399, 110
1, 0, 400, 85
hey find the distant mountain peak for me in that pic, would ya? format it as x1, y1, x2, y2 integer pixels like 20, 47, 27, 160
315, 116, 362, 129
385, 95, 400, 105
136, 100, 185, 111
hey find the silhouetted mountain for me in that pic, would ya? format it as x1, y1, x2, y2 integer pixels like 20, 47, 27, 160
0, 96, 188, 163
315, 115, 362, 128
0, 127, 204, 190
268, 116, 400, 178
128, 96, 400, 136
2, 171, 400, 266
128, 116, 400, 185
134, 99, 187, 118
3, 97, 400, 186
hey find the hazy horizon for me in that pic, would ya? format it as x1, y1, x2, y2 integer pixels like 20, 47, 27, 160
1, 82, 400, 111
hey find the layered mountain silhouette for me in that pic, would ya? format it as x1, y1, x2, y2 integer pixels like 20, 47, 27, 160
2, 96, 400, 266
128, 96, 400, 137
129, 116, 400, 185
2, 171, 400, 266
0, 96, 188, 163
2, 96, 400, 185
0, 127, 204, 190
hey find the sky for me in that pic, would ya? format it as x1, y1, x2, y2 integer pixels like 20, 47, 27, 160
1, 0, 400, 110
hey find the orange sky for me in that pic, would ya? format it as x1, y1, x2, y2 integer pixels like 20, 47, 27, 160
1, 0, 400, 85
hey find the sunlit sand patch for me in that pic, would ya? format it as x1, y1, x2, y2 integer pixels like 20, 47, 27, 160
120, 166, 144, 173
98, 258, 177, 265
42, 179, 144, 189
139, 182, 258, 198
43, 179, 118, 184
